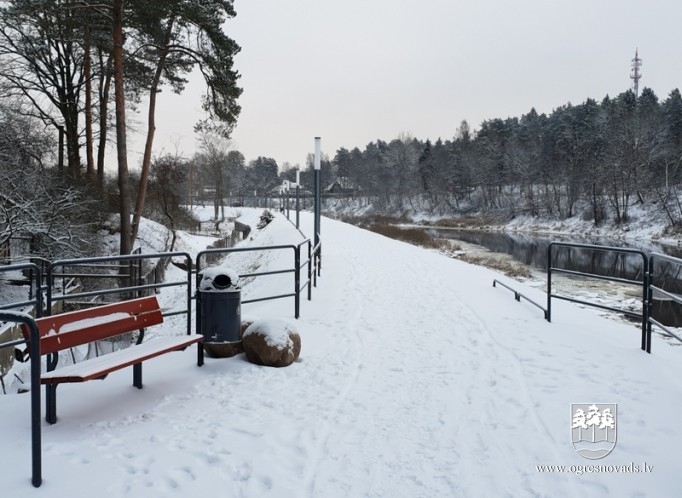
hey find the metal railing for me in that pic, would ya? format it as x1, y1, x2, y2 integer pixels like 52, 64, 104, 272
196, 240, 314, 320
492, 279, 548, 319
0, 262, 44, 316
547, 242, 650, 352
46, 252, 193, 334
493, 243, 658, 352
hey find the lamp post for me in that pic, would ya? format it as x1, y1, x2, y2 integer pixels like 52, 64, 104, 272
314, 137, 321, 273
286, 181, 290, 219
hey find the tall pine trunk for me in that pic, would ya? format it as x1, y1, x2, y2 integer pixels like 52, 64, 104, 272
97, 51, 113, 187
130, 19, 175, 246
113, 0, 131, 255
84, 31, 95, 177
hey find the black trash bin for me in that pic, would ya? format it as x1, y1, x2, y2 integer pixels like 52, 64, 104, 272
198, 268, 241, 343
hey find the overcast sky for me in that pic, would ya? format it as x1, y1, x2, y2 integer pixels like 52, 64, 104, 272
134, 0, 682, 170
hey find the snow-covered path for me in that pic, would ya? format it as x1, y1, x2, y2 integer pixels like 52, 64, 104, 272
293, 217, 580, 497
298, 221, 513, 496
1, 210, 681, 497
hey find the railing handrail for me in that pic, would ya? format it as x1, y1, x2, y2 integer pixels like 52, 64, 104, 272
492, 279, 548, 319
546, 241, 650, 256
47, 252, 193, 336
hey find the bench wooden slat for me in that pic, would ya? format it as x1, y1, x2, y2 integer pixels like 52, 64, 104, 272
38, 310, 163, 355
26, 296, 162, 339
20, 296, 164, 355
40, 334, 204, 384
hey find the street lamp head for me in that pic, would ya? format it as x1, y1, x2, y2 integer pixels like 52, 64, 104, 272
314, 137, 321, 170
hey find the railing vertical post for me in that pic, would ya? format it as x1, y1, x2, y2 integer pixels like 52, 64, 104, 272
28, 265, 34, 301
641, 255, 647, 352
546, 243, 553, 322
645, 257, 654, 353
61, 265, 65, 297
313, 251, 318, 288
317, 240, 322, 277
45, 263, 54, 316
187, 254, 193, 336
296, 183, 300, 229
0, 313, 42, 487
195, 253, 202, 339
28, 316, 42, 487
137, 256, 143, 297
294, 246, 300, 319
36, 266, 44, 319
307, 240, 312, 301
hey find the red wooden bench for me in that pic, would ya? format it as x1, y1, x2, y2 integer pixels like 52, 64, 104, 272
19, 296, 204, 424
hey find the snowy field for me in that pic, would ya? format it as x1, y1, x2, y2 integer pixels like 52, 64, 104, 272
1, 207, 681, 497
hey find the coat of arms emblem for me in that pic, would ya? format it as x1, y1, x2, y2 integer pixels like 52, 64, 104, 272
571, 403, 617, 459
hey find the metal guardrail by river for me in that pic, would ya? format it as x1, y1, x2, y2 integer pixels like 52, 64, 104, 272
493, 241, 682, 354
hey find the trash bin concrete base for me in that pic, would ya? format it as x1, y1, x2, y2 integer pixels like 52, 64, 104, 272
203, 341, 243, 358
202, 321, 251, 358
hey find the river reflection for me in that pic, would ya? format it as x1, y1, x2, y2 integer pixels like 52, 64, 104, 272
431, 228, 682, 327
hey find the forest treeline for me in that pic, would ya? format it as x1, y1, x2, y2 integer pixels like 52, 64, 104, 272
2, 1, 682, 261
324, 88, 682, 228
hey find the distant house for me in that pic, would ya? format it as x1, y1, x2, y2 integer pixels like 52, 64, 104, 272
269, 181, 312, 197
324, 177, 359, 195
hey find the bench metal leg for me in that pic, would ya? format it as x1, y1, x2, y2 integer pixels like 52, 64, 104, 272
198, 343, 204, 367
133, 363, 142, 389
46, 385, 58, 425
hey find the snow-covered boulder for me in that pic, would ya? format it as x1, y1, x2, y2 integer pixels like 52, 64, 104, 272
242, 319, 301, 367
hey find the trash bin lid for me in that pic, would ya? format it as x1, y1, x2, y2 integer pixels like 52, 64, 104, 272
199, 267, 241, 291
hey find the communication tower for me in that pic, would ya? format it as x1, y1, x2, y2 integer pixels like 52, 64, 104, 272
631, 49, 642, 97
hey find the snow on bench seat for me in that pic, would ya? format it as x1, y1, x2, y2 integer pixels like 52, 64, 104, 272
40, 334, 204, 384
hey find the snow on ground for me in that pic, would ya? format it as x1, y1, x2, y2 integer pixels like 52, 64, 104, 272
1, 207, 681, 497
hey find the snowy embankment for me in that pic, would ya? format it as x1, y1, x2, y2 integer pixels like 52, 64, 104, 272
1, 208, 681, 497
459, 202, 680, 247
